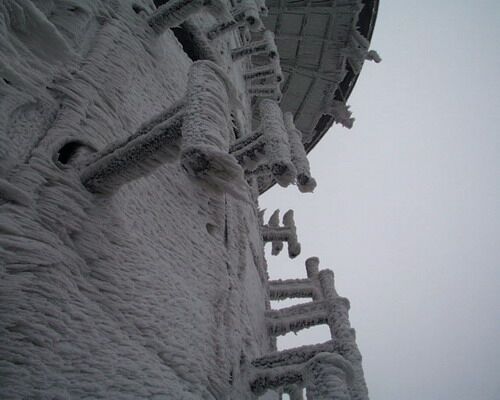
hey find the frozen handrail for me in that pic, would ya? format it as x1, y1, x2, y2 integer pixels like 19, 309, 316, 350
284, 112, 317, 193
262, 209, 301, 258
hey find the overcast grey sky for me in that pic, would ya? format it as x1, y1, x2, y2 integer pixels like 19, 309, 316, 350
262, 1, 500, 399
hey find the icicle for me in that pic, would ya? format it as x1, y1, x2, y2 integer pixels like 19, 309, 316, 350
180, 60, 245, 193
231, 30, 278, 60
243, 59, 283, 82
148, 0, 206, 34
262, 209, 300, 258
283, 112, 317, 193
81, 110, 184, 194
259, 100, 296, 187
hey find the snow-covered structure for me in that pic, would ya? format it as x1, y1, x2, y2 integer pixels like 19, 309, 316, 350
0, 0, 378, 398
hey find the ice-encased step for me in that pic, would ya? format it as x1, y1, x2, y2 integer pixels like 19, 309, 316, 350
266, 301, 328, 336
252, 340, 336, 369
268, 278, 316, 300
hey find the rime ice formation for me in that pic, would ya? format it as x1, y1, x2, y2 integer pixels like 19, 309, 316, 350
262, 209, 301, 259
0, 0, 377, 398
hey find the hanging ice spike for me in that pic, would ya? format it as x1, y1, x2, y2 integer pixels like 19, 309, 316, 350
81, 61, 241, 194
231, 30, 278, 60
262, 209, 300, 258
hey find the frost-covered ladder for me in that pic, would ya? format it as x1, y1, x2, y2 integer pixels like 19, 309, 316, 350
250, 257, 369, 400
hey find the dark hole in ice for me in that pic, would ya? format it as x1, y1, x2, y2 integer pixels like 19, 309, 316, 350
172, 25, 203, 61
132, 3, 146, 14
56, 141, 95, 165
206, 223, 217, 236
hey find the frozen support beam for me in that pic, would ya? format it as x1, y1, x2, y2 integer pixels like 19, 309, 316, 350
262, 209, 301, 258
81, 102, 185, 194
284, 112, 317, 192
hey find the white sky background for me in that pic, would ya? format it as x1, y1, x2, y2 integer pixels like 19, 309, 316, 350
261, 1, 500, 399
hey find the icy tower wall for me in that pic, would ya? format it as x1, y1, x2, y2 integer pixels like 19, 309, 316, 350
0, 1, 271, 398
0, 0, 373, 398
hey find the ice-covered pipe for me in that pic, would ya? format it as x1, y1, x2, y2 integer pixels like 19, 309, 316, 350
231, 30, 278, 60
180, 60, 244, 192
81, 103, 185, 194
283, 112, 317, 193
259, 99, 296, 187
262, 209, 301, 258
